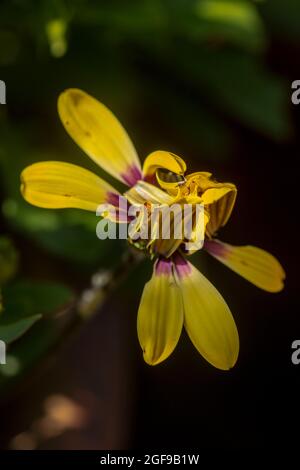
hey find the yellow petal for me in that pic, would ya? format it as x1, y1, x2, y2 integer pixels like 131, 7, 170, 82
143, 151, 186, 187
187, 171, 212, 181
125, 182, 176, 251
137, 258, 183, 365
21, 161, 119, 212
205, 239, 285, 293
150, 203, 187, 258
201, 186, 234, 206
184, 209, 210, 255
207, 193, 236, 237
186, 173, 237, 236
174, 254, 239, 370
125, 180, 174, 206
153, 236, 183, 259
150, 203, 208, 258
58, 89, 142, 185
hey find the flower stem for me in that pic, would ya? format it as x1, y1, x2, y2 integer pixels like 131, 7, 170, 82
77, 247, 144, 319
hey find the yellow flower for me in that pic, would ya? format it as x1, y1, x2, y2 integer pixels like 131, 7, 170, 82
20, 89, 285, 370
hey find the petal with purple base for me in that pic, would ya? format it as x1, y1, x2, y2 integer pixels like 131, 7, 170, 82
137, 258, 183, 365
105, 193, 131, 222
21, 161, 120, 212
172, 252, 192, 278
58, 89, 142, 186
205, 239, 285, 293
155, 257, 173, 276
121, 165, 142, 186
174, 254, 239, 370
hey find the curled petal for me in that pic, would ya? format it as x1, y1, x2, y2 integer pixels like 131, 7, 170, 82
143, 151, 186, 190
205, 187, 236, 236
186, 173, 237, 235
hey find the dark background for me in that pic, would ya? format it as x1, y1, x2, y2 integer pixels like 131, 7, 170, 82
0, 0, 299, 450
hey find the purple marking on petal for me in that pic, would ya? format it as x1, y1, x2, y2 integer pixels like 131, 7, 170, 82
122, 165, 142, 186
106, 192, 122, 207
204, 239, 228, 258
106, 192, 131, 222
173, 252, 192, 278
155, 258, 172, 276
143, 173, 157, 185
115, 210, 131, 222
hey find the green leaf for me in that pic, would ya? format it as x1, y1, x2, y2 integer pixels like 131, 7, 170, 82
33, 225, 125, 268
0, 313, 68, 386
1, 281, 73, 323
0, 281, 74, 385
0, 315, 41, 344
33, 225, 105, 265
73, 0, 266, 52
195, 0, 266, 51
197, 50, 292, 139
156, 46, 292, 139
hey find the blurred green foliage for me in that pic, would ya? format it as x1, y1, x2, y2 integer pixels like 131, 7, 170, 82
0, 314, 41, 344
0, 280, 73, 385
0, 236, 18, 285
0, 0, 298, 385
